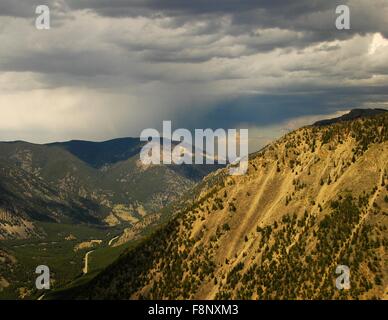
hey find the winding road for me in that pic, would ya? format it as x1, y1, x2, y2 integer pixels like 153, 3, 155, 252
36, 234, 121, 300
108, 235, 119, 246
82, 250, 94, 274
82, 235, 121, 275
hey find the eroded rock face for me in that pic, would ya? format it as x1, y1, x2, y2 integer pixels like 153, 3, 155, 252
0, 208, 37, 240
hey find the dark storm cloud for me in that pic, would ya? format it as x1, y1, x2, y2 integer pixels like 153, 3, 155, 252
65, 0, 336, 17
60, 0, 388, 66
65, 0, 387, 37
2, 1, 387, 69
0, 0, 70, 18
1, 50, 116, 77
0, 0, 387, 144
180, 84, 388, 130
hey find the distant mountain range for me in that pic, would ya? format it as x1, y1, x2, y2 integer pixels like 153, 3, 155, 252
0, 137, 219, 240
48, 138, 143, 169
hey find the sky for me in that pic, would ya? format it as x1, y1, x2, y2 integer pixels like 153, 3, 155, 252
0, 0, 387, 151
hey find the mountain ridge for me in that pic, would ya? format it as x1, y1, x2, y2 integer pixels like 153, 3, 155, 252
313, 108, 387, 126
64, 111, 388, 300
0, 138, 217, 240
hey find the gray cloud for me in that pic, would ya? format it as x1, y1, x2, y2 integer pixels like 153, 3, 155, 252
65, 0, 337, 17
65, 0, 388, 38
0, 1, 387, 146
0, 0, 40, 17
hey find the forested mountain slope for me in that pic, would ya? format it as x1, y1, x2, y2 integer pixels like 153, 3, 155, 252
74, 112, 388, 300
